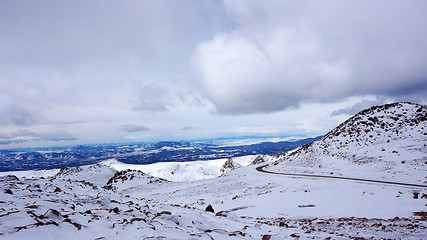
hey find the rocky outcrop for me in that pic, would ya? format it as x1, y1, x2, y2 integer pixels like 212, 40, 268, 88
104, 169, 166, 191
0, 175, 19, 181
219, 158, 241, 176
249, 155, 265, 165
55, 166, 83, 177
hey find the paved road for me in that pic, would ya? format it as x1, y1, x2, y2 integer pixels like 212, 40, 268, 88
256, 164, 427, 188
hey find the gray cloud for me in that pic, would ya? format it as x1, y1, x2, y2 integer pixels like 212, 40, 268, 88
182, 126, 200, 131
37, 130, 77, 141
11, 129, 37, 138
0, 104, 39, 126
0, 140, 27, 145
0, 129, 75, 144
193, 0, 427, 114
0, 133, 11, 140
0, 0, 229, 127
0, 1, 228, 69
132, 84, 174, 112
122, 124, 150, 133
0, 129, 36, 140
331, 98, 387, 116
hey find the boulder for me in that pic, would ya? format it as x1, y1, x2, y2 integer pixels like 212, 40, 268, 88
205, 204, 214, 213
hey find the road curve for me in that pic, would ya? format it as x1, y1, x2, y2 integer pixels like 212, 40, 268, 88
256, 164, 427, 188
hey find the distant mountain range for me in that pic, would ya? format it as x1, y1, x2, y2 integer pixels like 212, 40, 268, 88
0, 136, 321, 172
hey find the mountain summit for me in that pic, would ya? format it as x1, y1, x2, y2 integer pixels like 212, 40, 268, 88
268, 102, 427, 184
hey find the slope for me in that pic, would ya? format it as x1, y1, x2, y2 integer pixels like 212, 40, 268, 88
267, 102, 427, 184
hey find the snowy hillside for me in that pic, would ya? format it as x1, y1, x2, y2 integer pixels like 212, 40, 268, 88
1, 158, 426, 239
268, 102, 427, 184
103, 155, 261, 182
54, 162, 117, 186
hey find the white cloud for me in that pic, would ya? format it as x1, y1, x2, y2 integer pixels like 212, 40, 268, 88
193, 0, 427, 114
1, 1, 427, 148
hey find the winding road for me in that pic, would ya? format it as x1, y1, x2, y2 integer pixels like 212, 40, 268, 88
256, 164, 427, 188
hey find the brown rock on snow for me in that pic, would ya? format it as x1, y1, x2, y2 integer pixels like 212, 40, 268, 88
205, 204, 214, 213
262, 234, 272, 240
4, 189, 13, 195
215, 211, 227, 217
290, 233, 301, 239
154, 211, 172, 218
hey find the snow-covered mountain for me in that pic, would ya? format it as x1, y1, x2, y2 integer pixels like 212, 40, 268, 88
1, 102, 426, 239
268, 102, 427, 184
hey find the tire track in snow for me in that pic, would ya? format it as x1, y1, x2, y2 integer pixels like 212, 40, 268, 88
256, 165, 427, 188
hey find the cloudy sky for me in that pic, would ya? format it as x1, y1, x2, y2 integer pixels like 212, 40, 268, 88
1, 0, 426, 149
